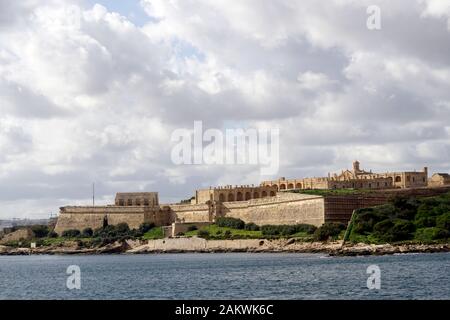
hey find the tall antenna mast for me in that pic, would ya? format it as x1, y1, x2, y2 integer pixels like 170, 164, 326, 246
92, 182, 95, 207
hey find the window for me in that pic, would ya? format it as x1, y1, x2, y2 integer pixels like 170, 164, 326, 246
144, 199, 149, 206
127, 199, 132, 206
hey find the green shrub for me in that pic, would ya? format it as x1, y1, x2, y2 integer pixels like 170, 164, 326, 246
391, 219, 415, 239
436, 213, 450, 231
374, 219, 415, 242
373, 219, 395, 234
414, 216, 436, 228
187, 225, 198, 232
216, 217, 245, 229
313, 223, 346, 241
295, 224, 317, 234
62, 229, 81, 238
197, 230, 210, 239
261, 224, 317, 236
415, 227, 449, 241
47, 231, 58, 238
115, 223, 130, 234
244, 223, 260, 231
139, 222, 155, 234
224, 230, 232, 238
261, 225, 280, 236
31, 225, 49, 238
81, 228, 93, 237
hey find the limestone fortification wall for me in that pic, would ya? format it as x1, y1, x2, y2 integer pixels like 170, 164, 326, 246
167, 203, 211, 223
54, 206, 170, 235
136, 237, 268, 252
219, 193, 325, 226
0, 228, 34, 244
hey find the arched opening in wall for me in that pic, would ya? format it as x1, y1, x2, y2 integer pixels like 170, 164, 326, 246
279, 184, 286, 190
103, 215, 108, 228
368, 183, 372, 188
136, 199, 141, 206
262, 191, 268, 197
395, 176, 402, 182
127, 199, 133, 206
296, 183, 302, 189
144, 199, 149, 206
245, 192, 251, 200
270, 191, 276, 197
219, 193, 225, 202
118, 199, 124, 206
287, 183, 294, 189
228, 194, 234, 202
253, 192, 259, 198
237, 192, 243, 201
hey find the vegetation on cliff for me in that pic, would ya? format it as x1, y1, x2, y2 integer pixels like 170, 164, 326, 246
346, 193, 450, 244
2, 222, 164, 249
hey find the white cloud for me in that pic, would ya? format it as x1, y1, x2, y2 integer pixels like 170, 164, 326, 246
0, 0, 450, 218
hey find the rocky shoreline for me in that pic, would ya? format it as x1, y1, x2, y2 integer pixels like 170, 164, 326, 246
1, 238, 449, 256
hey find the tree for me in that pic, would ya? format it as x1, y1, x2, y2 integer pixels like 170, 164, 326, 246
81, 228, 93, 237
62, 229, 81, 238
197, 230, 210, 239
139, 222, 155, 234
31, 225, 49, 238
216, 217, 245, 229
313, 223, 346, 241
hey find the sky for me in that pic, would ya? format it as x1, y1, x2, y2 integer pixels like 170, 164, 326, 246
1, 0, 450, 218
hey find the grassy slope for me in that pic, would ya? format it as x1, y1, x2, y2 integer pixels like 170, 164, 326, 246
142, 227, 164, 240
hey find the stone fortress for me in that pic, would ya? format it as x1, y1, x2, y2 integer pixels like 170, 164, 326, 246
261, 161, 428, 190
54, 161, 450, 235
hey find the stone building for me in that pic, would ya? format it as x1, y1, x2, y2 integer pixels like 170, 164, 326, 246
429, 173, 450, 187
115, 192, 159, 206
54, 192, 168, 235
260, 161, 428, 190
193, 185, 278, 204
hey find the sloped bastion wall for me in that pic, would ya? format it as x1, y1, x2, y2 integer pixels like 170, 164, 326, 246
218, 193, 325, 226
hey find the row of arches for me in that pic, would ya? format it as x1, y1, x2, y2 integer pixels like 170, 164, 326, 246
219, 190, 276, 202
276, 183, 302, 190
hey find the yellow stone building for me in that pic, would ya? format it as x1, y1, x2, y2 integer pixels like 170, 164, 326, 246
261, 161, 428, 191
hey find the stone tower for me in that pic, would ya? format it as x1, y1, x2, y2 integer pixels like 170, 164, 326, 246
353, 160, 360, 174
